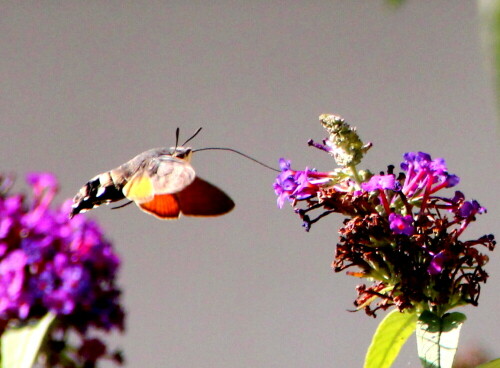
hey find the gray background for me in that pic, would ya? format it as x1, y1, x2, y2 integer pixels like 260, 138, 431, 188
1, 2, 499, 367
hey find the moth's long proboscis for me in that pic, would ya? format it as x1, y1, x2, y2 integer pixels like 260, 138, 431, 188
192, 147, 280, 172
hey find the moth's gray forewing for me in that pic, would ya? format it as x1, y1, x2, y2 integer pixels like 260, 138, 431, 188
109, 148, 167, 186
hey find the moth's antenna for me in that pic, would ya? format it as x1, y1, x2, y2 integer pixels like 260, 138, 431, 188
192, 147, 280, 172
174, 127, 180, 151
182, 127, 203, 146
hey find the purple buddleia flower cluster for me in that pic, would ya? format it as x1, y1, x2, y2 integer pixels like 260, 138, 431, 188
0, 173, 124, 366
274, 114, 495, 317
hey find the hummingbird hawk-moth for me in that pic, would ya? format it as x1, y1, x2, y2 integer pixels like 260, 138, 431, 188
69, 130, 235, 220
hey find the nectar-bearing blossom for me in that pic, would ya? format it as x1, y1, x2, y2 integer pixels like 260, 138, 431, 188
273, 158, 337, 208
274, 114, 495, 318
0, 173, 124, 366
388, 213, 414, 236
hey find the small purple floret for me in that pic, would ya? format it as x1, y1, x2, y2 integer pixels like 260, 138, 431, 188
361, 174, 398, 192
278, 158, 291, 171
274, 159, 333, 208
400, 152, 460, 197
388, 213, 414, 236
428, 251, 449, 275
458, 200, 486, 219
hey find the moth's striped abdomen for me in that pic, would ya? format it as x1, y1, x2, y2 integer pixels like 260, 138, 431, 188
69, 172, 126, 218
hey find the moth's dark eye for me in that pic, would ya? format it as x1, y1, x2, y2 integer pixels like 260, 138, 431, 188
172, 147, 192, 159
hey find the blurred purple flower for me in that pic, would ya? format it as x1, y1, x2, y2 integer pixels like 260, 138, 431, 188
0, 250, 28, 318
0, 172, 124, 366
26, 172, 58, 193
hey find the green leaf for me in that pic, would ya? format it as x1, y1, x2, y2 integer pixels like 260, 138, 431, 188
1, 312, 56, 368
364, 309, 418, 368
416, 311, 466, 368
477, 358, 500, 368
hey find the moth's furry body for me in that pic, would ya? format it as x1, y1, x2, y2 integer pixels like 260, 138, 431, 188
70, 146, 233, 220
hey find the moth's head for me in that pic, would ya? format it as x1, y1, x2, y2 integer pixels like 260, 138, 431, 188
169, 127, 201, 162
170, 146, 193, 161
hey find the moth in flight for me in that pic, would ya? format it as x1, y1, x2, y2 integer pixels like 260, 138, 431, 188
69, 128, 234, 220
